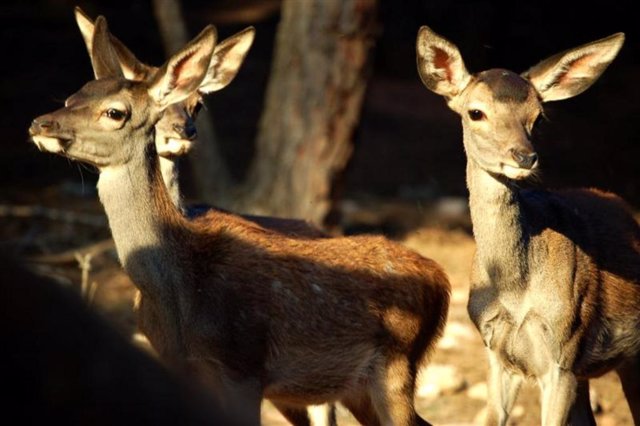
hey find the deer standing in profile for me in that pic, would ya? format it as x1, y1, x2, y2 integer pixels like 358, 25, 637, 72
75, 9, 332, 425
74, 9, 330, 425
416, 26, 640, 425
30, 16, 451, 426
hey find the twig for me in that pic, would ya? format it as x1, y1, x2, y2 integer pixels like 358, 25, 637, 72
87, 281, 99, 306
28, 239, 115, 265
75, 252, 93, 303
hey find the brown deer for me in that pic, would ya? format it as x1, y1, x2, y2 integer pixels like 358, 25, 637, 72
29, 16, 450, 426
416, 26, 640, 425
74, 7, 324, 240
76, 10, 330, 424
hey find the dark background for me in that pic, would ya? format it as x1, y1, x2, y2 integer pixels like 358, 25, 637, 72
2, 0, 639, 209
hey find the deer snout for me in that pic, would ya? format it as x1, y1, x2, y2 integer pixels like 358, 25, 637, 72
509, 148, 538, 169
29, 117, 60, 136
172, 122, 197, 140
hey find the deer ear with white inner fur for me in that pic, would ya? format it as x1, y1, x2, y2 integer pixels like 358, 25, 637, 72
198, 26, 255, 94
522, 32, 625, 102
416, 25, 471, 99
148, 25, 216, 110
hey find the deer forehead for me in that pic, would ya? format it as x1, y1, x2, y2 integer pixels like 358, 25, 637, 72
462, 69, 541, 118
65, 79, 148, 111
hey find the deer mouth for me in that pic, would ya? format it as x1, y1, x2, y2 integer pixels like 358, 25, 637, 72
501, 163, 536, 180
156, 137, 194, 158
31, 135, 71, 154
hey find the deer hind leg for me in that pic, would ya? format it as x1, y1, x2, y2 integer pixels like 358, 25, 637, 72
484, 349, 523, 426
366, 355, 429, 426
617, 355, 640, 425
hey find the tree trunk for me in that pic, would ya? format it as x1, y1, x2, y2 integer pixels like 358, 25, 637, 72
152, 0, 231, 204
236, 0, 378, 225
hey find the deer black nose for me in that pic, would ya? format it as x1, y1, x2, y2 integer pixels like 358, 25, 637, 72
510, 149, 538, 169
172, 122, 197, 140
30, 118, 60, 135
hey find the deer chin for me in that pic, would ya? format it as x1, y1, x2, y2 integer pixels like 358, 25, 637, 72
31, 135, 67, 154
156, 137, 193, 158
501, 163, 535, 180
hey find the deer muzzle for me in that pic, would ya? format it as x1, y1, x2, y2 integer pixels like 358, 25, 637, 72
509, 148, 538, 170
29, 116, 69, 154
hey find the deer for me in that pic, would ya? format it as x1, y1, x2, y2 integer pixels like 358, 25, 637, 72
416, 25, 640, 425
29, 16, 451, 426
76, 10, 331, 425
75, 10, 331, 425
74, 7, 325, 239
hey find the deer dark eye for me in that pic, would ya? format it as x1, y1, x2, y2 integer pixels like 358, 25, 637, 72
105, 108, 127, 121
468, 109, 485, 121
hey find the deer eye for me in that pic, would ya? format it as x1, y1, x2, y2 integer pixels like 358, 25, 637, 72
468, 109, 486, 121
104, 108, 127, 121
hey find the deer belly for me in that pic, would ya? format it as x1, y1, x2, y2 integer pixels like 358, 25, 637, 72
262, 344, 377, 404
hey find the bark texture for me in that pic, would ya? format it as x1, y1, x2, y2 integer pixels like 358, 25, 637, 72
236, 0, 378, 225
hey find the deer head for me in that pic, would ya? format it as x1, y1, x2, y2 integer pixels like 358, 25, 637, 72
74, 7, 255, 158
29, 16, 215, 169
416, 26, 624, 180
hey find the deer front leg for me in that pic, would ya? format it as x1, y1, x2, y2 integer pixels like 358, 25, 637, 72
567, 380, 596, 426
484, 349, 522, 426
539, 364, 580, 426
220, 376, 263, 426
188, 361, 262, 426
307, 404, 337, 426
617, 355, 640, 425
271, 402, 311, 426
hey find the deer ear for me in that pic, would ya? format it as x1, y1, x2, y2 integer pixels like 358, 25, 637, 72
90, 16, 125, 80
148, 26, 216, 109
75, 7, 151, 81
416, 25, 471, 99
523, 33, 624, 102
198, 27, 255, 94
74, 7, 95, 55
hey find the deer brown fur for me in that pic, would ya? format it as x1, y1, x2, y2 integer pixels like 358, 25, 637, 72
417, 26, 640, 425
29, 16, 450, 425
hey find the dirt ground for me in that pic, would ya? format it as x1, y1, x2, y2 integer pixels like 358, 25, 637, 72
2, 191, 635, 426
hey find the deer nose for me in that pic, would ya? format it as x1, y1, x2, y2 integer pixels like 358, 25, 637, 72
172, 123, 197, 140
29, 118, 60, 135
510, 149, 538, 169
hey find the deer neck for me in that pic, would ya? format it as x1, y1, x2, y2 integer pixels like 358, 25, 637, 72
466, 159, 530, 285
97, 137, 187, 295
158, 156, 185, 212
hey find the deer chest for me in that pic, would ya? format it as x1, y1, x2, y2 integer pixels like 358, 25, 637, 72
468, 289, 570, 377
